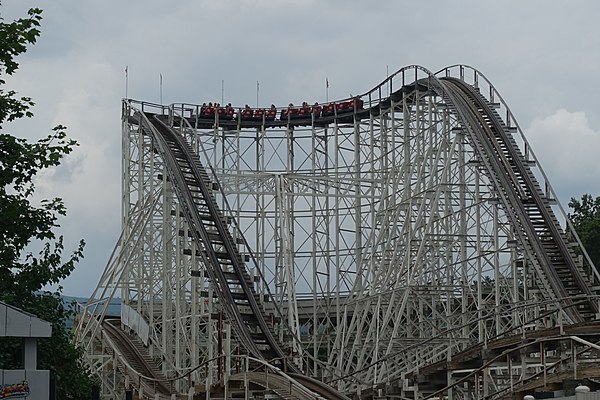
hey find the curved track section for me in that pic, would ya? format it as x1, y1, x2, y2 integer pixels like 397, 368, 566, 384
321, 66, 600, 396
102, 319, 172, 397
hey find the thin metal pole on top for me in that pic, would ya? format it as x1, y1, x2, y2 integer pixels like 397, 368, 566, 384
387, 65, 389, 95
125, 66, 128, 99
160, 73, 163, 104
221, 80, 224, 105
256, 81, 259, 108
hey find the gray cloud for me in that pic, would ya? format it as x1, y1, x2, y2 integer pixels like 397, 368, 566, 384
2, 0, 600, 296
526, 109, 600, 203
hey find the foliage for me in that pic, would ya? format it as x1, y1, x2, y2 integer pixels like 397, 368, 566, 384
569, 194, 600, 269
0, 5, 93, 399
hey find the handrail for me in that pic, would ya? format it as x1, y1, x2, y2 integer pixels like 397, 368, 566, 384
424, 333, 600, 400
234, 356, 327, 400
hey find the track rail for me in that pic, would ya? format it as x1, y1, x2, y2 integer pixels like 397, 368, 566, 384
102, 319, 172, 397
439, 77, 597, 321
145, 112, 361, 400
289, 374, 353, 400
138, 112, 295, 372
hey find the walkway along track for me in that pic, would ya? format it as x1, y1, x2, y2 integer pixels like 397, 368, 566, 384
422, 321, 600, 399
439, 77, 598, 322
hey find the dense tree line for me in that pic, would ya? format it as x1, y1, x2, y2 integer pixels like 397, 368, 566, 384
569, 194, 600, 269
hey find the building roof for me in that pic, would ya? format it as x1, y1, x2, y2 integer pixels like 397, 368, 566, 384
0, 301, 52, 338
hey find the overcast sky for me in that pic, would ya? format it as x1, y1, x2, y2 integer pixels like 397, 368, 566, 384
3, 0, 600, 297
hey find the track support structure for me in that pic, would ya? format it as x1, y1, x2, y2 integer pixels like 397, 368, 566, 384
76, 65, 600, 400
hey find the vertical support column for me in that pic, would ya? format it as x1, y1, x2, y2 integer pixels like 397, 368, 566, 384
162, 164, 174, 375
23, 338, 37, 370
255, 127, 265, 301
174, 194, 182, 391
458, 125, 469, 350
122, 105, 132, 236
274, 173, 301, 361
475, 167, 484, 343
333, 120, 343, 377
354, 116, 362, 291
310, 121, 326, 376
494, 204, 501, 336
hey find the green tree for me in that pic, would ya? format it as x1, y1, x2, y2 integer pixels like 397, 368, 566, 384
569, 194, 600, 269
0, 6, 93, 399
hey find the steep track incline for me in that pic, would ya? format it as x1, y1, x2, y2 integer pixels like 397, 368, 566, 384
439, 77, 597, 322
142, 112, 292, 369
125, 112, 350, 399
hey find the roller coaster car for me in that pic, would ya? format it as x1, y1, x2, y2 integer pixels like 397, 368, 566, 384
217, 107, 235, 120
322, 99, 364, 117
265, 108, 277, 121
280, 108, 299, 120
200, 106, 215, 118
335, 102, 347, 113
241, 108, 254, 120
254, 108, 265, 119
321, 103, 335, 117
297, 106, 312, 118
240, 108, 271, 122
338, 98, 364, 114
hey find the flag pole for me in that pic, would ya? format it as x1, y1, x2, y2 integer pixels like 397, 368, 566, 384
160, 73, 163, 104
326, 77, 329, 103
125, 66, 128, 99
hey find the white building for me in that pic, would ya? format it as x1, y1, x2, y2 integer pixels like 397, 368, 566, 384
0, 301, 52, 400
